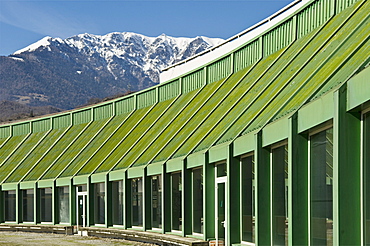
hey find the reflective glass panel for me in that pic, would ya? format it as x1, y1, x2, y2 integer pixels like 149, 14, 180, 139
152, 175, 162, 229
272, 145, 288, 246
241, 155, 255, 243
22, 189, 34, 222
58, 186, 69, 223
40, 188, 52, 222
94, 183, 105, 224
193, 168, 203, 234
4, 190, 16, 221
112, 181, 123, 225
171, 172, 182, 231
132, 178, 143, 227
310, 128, 333, 246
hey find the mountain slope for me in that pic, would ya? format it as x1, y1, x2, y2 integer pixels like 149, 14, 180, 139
0, 32, 223, 109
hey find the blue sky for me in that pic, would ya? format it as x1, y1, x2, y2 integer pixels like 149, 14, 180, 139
0, 0, 295, 56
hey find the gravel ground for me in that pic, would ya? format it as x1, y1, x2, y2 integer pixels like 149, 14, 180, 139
0, 231, 157, 246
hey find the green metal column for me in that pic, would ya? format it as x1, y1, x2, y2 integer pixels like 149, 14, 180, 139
227, 143, 241, 244
69, 181, 76, 226
288, 113, 309, 245
203, 152, 215, 241
105, 175, 111, 227
162, 164, 171, 233
333, 86, 361, 245
34, 184, 39, 224
255, 131, 271, 245
143, 168, 152, 230
182, 159, 192, 237
16, 184, 20, 223
0, 188, 3, 223
52, 182, 57, 225
123, 171, 131, 229
87, 177, 93, 226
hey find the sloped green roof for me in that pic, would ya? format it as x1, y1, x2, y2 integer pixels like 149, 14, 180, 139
0, 0, 368, 184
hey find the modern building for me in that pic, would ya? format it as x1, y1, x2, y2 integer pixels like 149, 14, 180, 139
0, 0, 369, 245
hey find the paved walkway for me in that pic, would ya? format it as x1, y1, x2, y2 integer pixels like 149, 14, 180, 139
0, 231, 156, 246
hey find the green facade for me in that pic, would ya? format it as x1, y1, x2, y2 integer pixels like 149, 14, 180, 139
0, 0, 369, 245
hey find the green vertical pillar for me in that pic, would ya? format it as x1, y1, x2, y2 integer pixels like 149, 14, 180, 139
182, 159, 192, 237
0, 188, 3, 223
52, 182, 57, 225
143, 168, 152, 230
105, 175, 111, 228
288, 113, 309, 245
123, 171, 131, 229
227, 143, 240, 244
255, 131, 271, 245
87, 177, 93, 226
34, 184, 39, 224
333, 86, 361, 245
69, 180, 76, 226
163, 164, 171, 233
204, 152, 215, 241
16, 185, 21, 223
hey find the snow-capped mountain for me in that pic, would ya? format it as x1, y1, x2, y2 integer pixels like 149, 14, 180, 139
1, 32, 223, 109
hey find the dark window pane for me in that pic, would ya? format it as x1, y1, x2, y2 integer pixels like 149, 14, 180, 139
152, 175, 162, 229
112, 181, 123, 225
40, 188, 52, 222
132, 178, 143, 227
4, 190, 16, 221
193, 168, 203, 234
94, 183, 105, 224
171, 172, 182, 231
58, 186, 69, 223
242, 155, 255, 243
22, 189, 34, 222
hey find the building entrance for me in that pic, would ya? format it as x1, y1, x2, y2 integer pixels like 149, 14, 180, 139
216, 176, 227, 245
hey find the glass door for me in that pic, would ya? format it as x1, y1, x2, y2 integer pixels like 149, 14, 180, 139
216, 177, 227, 245
76, 189, 87, 230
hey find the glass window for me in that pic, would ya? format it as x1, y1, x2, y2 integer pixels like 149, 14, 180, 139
77, 185, 87, 192
364, 112, 370, 245
272, 145, 288, 246
310, 128, 333, 246
58, 186, 69, 223
193, 168, 203, 234
241, 155, 255, 243
40, 188, 52, 222
94, 183, 105, 224
217, 163, 227, 177
171, 172, 182, 231
132, 178, 143, 227
151, 175, 162, 229
22, 189, 34, 222
112, 181, 123, 225
4, 190, 16, 222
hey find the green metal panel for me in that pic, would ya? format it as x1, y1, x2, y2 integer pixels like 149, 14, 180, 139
182, 69, 204, 94
73, 109, 91, 125
75, 108, 148, 174
347, 66, 370, 111
333, 86, 362, 244
127, 166, 143, 179
262, 117, 289, 147
187, 152, 205, 168
336, 0, 360, 13
5, 128, 66, 183
206, 55, 231, 84
19, 181, 36, 189
297, 0, 333, 39
208, 144, 228, 164
0, 135, 29, 166
234, 39, 261, 73
0, 126, 10, 139
263, 17, 295, 57
73, 175, 88, 185
90, 173, 107, 183
55, 177, 71, 186
12, 122, 30, 136
166, 158, 183, 173
0, 131, 47, 183
1, 183, 17, 191
137, 88, 157, 109
159, 79, 180, 102
32, 118, 51, 133
93, 103, 113, 120
115, 95, 136, 115
108, 170, 124, 181
146, 162, 163, 176
233, 133, 255, 157
27, 123, 88, 181
53, 114, 71, 129
37, 179, 54, 188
